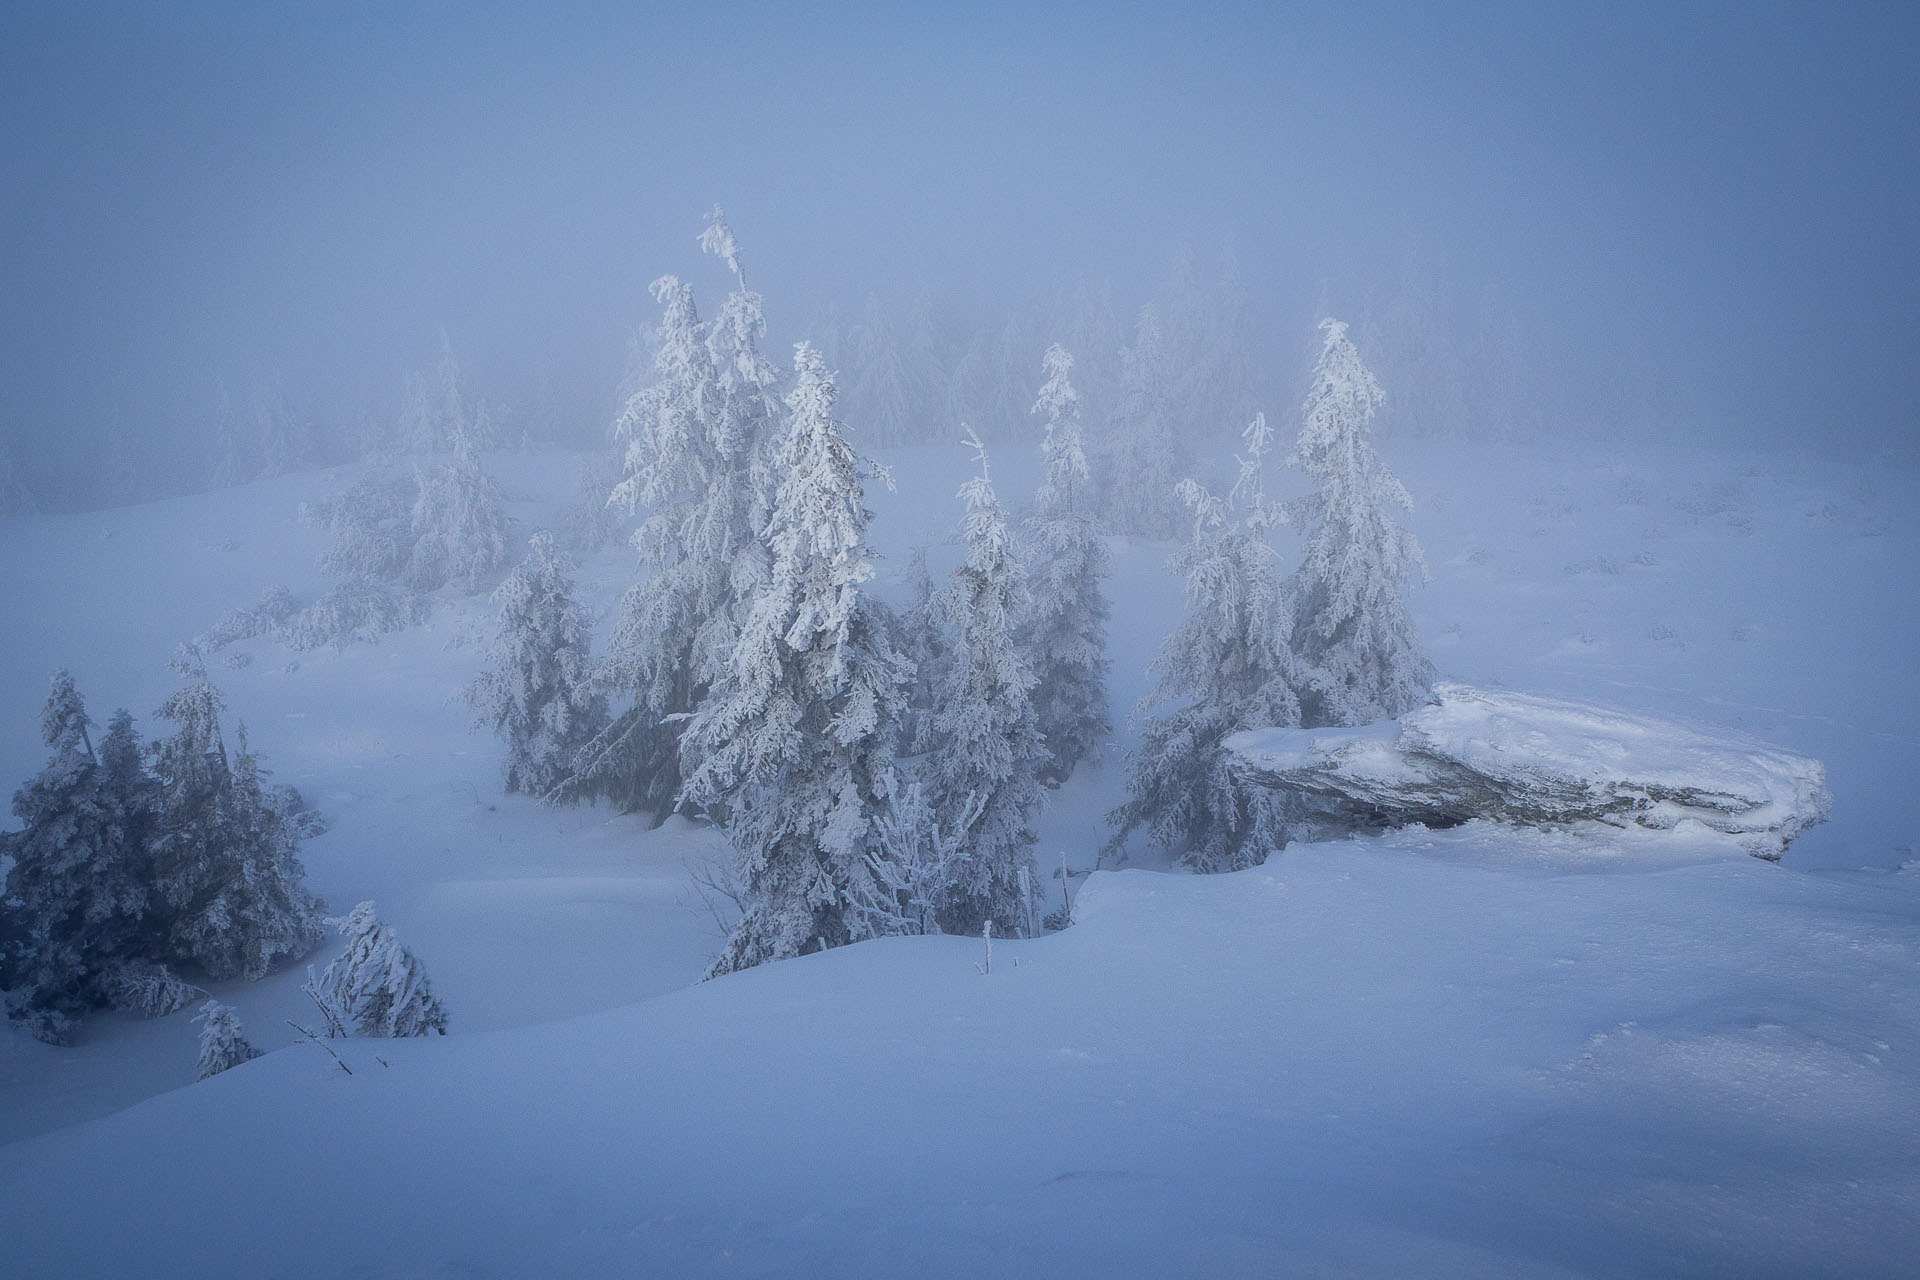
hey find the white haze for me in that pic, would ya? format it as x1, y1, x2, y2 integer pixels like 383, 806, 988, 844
2, 4, 1917, 510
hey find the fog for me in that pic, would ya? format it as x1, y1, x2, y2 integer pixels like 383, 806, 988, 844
3, 3, 1916, 509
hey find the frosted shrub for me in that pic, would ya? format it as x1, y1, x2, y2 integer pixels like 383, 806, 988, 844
193, 999, 261, 1079
285, 579, 430, 651
102, 961, 205, 1019
308, 902, 448, 1038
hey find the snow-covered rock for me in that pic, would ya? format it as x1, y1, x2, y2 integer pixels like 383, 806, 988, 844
1226, 682, 1832, 859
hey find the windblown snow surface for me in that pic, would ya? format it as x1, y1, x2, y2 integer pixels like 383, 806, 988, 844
1, 437, 1916, 1277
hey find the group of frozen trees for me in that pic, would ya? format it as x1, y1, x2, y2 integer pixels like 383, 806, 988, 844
462, 217, 1432, 970
461, 214, 1112, 975
191, 411, 513, 657
0, 663, 325, 1043
1108, 319, 1433, 872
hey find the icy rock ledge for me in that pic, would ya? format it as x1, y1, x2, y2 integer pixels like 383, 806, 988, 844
1225, 682, 1832, 860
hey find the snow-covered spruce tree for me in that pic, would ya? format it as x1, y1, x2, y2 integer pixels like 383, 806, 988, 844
146, 658, 325, 981
307, 471, 420, 584
849, 293, 912, 447
309, 901, 447, 1037
465, 530, 608, 796
193, 998, 260, 1079
291, 469, 433, 648
394, 333, 480, 458
922, 432, 1046, 937
560, 274, 720, 815
404, 430, 510, 595
1106, 415, 1308, 873
1100, 306, 1186, 540
1021, 344, 1110, 786
0, 675, 159, 1043
680, 342, 911, 976
253, 380, 315, 480
208, 384, 253, 490
560, 209, 782, 820
1282, 319, 1434, 726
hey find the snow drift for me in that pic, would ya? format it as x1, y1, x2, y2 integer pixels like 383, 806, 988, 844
1227, 682, 1832, 859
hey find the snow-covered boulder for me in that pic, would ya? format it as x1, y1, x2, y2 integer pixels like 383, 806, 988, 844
1225, 683, 1832, 860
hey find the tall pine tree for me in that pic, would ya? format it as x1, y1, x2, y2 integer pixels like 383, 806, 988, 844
466, 530, 607, 796
1283, 319, 1434, 726
1100, 306, 1185, 540
1107, 416, 1307, 872
561, 209, 780, 820
1021, 345, 1110, 786
680, 343, 911, 976
923, 432, 1046, 936
405, 430, 510, 595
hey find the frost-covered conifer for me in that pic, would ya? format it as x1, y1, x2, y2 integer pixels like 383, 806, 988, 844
147, 659, 324, 981
307, 471, 420, 584
681, 343, 911, 976
922, 433, 1045, 936
1100, 306, 1186, 540
1283, 319, 1434, 726
309, 901, 447, 1037
405, 432, 510, 594
1022, 345, 1110, 786
563, 209, 781, 820
465, 530, 608, 796
1107, 416, 1306, 872
193, 998, 261, 1079
850, 293, 912, 446
253, 381, 314, 479
395, 334, 480, 457
0, 675, 157, 1043
290, 470, 436, 647
208, 384, 254, 490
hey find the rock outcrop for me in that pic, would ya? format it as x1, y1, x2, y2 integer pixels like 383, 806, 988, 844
1225, 683, 1831, 860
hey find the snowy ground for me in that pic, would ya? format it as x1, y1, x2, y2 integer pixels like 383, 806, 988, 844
0, 434, 1915, 1275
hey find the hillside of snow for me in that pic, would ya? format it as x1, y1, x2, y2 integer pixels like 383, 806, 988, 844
3, 843, 1916, 1278
1, 434, 1916, 1275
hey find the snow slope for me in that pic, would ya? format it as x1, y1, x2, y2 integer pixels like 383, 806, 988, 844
1, 433, 1916, 1274
1, 844, 1915, 1278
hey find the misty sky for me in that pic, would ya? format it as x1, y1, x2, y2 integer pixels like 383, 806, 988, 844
3, 2, 1916, 493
